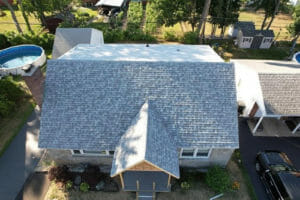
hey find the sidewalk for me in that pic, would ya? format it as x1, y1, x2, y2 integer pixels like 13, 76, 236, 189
0, 107, 44, 200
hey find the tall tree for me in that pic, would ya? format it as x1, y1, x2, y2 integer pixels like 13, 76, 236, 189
17, 0, 32, 33
197, 0, 211, 40
0, 0, 23, 33
288, 5, 300, 57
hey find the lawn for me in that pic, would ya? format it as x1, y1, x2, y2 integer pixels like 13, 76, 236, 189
0, 8, 43, 33
0, 77, 35, 157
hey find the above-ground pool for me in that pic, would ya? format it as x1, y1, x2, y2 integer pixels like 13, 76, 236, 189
293, 52, 300, 63
0, 45, 46, 76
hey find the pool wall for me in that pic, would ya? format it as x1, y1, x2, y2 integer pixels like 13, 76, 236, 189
292, 52, 300, 63
0, 45, 46, 76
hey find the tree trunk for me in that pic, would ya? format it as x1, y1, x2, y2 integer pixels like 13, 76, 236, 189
196, 0, 211, 38
290, 34, 300, 58
200, 21, 206, 42
211, 24, 217, 38
31, 0, 47, 26
220, 26, 226, 38
17, 0, 32, 33
261, 13, 268, 30
1, 0, 23, 33
266, 0, 280, 30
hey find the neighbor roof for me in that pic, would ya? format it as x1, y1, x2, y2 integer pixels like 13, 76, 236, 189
39, 58, 238, 151
52, 28, 104, 59
95, 0, 125, 7
234, 21, 274, 37
259, 74, 300, 115
59, 44, 224, 62
110, 101, 179, 178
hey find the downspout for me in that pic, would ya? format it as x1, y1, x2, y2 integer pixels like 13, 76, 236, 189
253, 116, 264, 134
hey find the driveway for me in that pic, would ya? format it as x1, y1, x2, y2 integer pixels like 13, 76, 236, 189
239, 118, 300, 200
0, 107, 44, 200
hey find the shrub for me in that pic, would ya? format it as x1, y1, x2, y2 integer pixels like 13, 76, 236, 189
180, 181, 192, 190
205, 166, 232, 193
123, 29, 156, 42
80, 182, 89, 192
48, 166, 71, 183
127, 2, 143, 31
144, 2, 160, 34
163, 30, 178, 42
0, 33, 10, 50
232, 181, 240, 190
104, 29, 124, 43
181, 31, 198, 44
66, 180, 73, 190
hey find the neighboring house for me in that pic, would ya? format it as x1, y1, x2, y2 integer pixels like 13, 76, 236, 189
290, 0, 300, 6
234, 60, 300, 134
39, 44, 239, 198
51, 28, 104, 59
229, 21, 275, 49
95, 0, 129, 8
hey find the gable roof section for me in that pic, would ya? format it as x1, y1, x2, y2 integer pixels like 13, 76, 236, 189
39, 59, 239, 151
259, 74, 300, 115
110, 101, 179, 178
95, 0, 125, 7
52, 28, 104, 59
234, 21, 255, 37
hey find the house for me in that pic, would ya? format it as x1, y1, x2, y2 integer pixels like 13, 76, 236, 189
229, 21, 275, 49
39, 44, 239, 198
95, 0, 129, 8
51, 28, 104, 59
234, 59, 300, 134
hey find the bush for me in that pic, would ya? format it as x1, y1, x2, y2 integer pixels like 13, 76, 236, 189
181, 31, 198, 44
144, 2, 160, 34
66, 180, 73, 190
104, 29, 125, 43
0, 33, 10, 50
80, 182, 89, 192
164, 30, 178, 42
123, 29, 156, 42
205, 166, 232, 193
48, 166, 71, 183
4, 32, 54, 50
127, 2, 143, 31
180, 181, 192, 191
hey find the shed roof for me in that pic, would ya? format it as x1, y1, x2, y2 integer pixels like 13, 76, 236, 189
259, 74, 300, 115
52, 28, 104, 59
39, 57, 238, 151
110, 101, 179, 178
234, 21, 274, 37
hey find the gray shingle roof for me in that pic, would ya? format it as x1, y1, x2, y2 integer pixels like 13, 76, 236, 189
110, 101, 179, 178
52, 28, 104, 59
234, 21, 274, 37
39, 60, 239, 151
259, 74, 300, 115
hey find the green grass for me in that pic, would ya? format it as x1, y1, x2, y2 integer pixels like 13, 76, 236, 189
0, 78, 36, 157
231, 46, 290, 60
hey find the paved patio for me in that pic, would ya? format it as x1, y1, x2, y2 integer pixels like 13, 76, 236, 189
248, 118, 300, 137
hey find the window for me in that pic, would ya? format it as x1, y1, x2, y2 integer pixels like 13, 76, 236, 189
181, 149, 195, 157
180, 148, 211, 158
71, 150, 115, 156
195, 149, 210, 158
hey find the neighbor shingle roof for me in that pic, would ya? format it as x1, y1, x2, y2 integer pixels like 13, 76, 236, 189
234, 21, 274, 37
39, 60, 239, 151
110, 101, 180, 178
259, 74, 300, 115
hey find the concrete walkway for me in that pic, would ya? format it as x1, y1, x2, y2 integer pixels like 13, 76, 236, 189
0, 107, 44, 200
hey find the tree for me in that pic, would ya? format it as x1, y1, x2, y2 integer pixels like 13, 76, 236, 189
17, 0, 32, 33
209, 0, 241, 38
196, 0, 211, 40
250, 0, 289, 30
154, 0, 204, 32
0, 0, 23, 33
288, 5, 300, 56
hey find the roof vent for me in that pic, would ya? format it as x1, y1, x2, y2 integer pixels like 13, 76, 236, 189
146, 44, 149, 47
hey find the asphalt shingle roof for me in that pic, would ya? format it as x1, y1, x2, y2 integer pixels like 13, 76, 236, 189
111, 101, 180, 178
259, 74, 300, 115
234, 21, 274, 37
39, 59, 239, 151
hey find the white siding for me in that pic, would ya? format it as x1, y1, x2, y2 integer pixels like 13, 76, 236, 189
259, 37, 273, 49
90, 29, 104, 44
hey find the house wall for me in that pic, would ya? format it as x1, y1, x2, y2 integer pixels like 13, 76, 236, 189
90, 29, 104, 44
259, 37, 273, 49
237, 31, 253, 48
46, 148, 234, 170
228, 26, 238, 38
179, 148, 235, 168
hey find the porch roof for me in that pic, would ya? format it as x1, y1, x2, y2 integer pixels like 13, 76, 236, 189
110, 101, 180, 178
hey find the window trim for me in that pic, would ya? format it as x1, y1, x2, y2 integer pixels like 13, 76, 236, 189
71, 150, 114, 156
179, 148, 212, 159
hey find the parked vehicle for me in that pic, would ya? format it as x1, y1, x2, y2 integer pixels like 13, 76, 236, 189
255, 150, 300, 200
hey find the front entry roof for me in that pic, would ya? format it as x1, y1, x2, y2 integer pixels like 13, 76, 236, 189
110, 101, 180, 178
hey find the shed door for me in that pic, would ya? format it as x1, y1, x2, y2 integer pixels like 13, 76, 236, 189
251, 36, 263, 49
